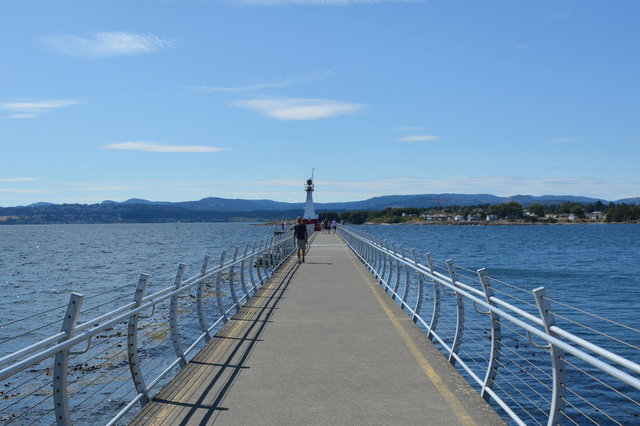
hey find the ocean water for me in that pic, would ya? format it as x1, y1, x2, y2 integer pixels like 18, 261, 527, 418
0, 223, 276, 327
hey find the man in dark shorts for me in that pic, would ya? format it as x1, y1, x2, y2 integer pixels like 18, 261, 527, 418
292, 216, 308, 263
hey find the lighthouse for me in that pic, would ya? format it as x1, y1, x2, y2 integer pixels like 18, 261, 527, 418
302, 174, 320, 232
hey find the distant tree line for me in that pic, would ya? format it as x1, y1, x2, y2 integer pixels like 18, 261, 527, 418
322, 201, 639, 225
605, 204, 640, 222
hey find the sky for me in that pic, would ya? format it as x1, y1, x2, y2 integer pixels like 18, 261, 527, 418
1, 0, 639, 207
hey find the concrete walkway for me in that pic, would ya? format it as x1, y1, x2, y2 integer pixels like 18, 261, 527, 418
130, 233, 504, 425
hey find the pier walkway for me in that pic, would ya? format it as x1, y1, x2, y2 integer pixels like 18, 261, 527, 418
130, 233, 504, 425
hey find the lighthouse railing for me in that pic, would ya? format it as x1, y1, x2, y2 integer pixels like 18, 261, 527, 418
0, 233, 295, 425
338, 225, 640, 426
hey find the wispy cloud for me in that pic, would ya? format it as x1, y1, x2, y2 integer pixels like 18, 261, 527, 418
0, 178, 42, 182
0, 178, 44, 196
396, 135, 439, 143
1, 99, 80, 118
231, 0, 421, 6
551, 137, 579, 144
41, 32, 175, 58
191, 71, 333, 93
0, 188, 44, 193
232, 97, 366, 120
102, 141, 229, 153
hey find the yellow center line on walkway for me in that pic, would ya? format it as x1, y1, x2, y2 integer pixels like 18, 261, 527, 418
347, 250, 477, 426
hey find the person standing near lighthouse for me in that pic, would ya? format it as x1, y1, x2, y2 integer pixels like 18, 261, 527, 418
292, 216, 308, 263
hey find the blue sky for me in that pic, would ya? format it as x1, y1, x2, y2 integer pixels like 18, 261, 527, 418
1, 0, 639, 207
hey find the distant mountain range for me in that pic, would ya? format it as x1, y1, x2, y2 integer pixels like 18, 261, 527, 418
10, 193, 639, 212
100, 193, 637, 211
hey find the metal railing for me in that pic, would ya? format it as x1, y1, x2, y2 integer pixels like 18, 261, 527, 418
338, 225, 640, 425
0, 233, 295, 425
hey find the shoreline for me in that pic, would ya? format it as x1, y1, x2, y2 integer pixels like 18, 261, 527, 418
362, 220, 638, 226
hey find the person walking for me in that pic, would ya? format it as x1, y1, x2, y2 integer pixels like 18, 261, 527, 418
331, 219, 337, 233
292, 217, 308, 263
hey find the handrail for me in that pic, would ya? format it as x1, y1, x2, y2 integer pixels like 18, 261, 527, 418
337, 225, 640, 426
0, 232, 296, 425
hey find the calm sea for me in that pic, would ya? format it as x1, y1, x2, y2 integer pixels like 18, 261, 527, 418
0, 223, 276, 326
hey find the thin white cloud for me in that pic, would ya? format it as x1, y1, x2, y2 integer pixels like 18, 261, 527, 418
83, 186, 145, 192
0, 178, 42, 182
6, 113, 38, 119
102, 141, 229, 153
0, 188, 44, 193
41, 32, 174, 58
1, 99, 80, 118
551, 137, 579, 144
192, 71, 333, 93
232, 0, 421, 5
233, 97, 366, 120
396, 135, 439, 143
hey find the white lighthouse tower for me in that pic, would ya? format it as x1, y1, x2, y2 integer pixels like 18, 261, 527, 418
302, 172, 319, 232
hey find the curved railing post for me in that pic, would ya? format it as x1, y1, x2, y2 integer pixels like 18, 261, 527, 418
374, 238, 381, 274
412, 248, 423, 323
533, 287, 567, 426
229, 247, 240, 311
478, 268, 501, 401
196, 255, 212, 342
400, 246, 410, 306
53, 292, 84, 425
216, 250, 228, 323
266, 237, 275, 277
249, 242, 258, 294
392, 244, 402, 300
128, 274, 150, 407
425, 253, 440, 341
380, 240, 388, 286
240, 243, 249, 298
446, 259, 464, 365
255, 240, 264, 285
230, 246, 239, 303
275, 237, 283, 266
384, 242, 394, 291
170, 263, 187, 368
